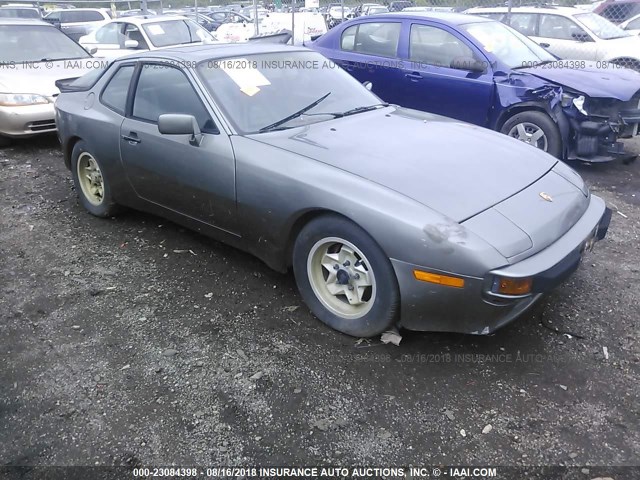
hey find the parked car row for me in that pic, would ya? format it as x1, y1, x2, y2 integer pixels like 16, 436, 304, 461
3, 9, 631, 338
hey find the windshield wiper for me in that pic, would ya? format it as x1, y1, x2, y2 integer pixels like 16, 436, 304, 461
336, 103, 389, 117
259, 92, 331, 133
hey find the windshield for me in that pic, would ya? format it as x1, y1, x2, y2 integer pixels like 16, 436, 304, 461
197, 51, 382, 134
462, 20, 555, 68
141, 19, 213, 47
575, 12, 630, 39
0, 24, 90, 62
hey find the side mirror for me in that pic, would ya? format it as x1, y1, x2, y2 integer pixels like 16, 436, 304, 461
124, 39, 139, 49
87, 46, 98, 55
362, 81, 373, 91
158, 114, 203, 146
450, 56, 487, 73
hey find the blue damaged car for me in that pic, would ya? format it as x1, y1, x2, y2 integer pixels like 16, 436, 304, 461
311, 12, 640, 162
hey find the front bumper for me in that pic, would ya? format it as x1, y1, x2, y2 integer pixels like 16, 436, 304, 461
0, 103, 57, 138
393, 195, 610, 334
566, 108, 640, 163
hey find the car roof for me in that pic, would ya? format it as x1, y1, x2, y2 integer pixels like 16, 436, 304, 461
0, 18, 52, 25
466, 6, 587, 15
368, 11, 494, 25
116, 43, 307, 63
111, 14, 189, 24
48, 7, 107, 11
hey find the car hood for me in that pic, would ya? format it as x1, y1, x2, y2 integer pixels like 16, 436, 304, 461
0, 60, 92, 97
248, 107, 557, 222
518, 61, 640, 100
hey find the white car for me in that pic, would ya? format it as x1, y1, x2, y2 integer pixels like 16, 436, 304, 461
0, 19, 93, 145
465, 6, 640, 70
78, 16, 215, 59
214, 12, 327, 45
44, 8, 112, 41
620, 12, 640, 33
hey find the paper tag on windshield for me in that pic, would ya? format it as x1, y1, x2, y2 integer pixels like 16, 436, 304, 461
240, 85, 261, 96
221, 59, 270, 95
147, 24, 165, 35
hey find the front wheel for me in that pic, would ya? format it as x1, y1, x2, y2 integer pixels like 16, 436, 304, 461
293, 215, 399, 337
501, 111, 562, 158
71, 140, 119, 217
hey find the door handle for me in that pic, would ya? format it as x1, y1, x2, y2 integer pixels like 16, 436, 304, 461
539, 42, 550, 48
405, 72, 422, 81
122, 132, 141, 144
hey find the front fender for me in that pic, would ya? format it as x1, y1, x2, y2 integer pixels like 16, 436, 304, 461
232, 137, 508, 276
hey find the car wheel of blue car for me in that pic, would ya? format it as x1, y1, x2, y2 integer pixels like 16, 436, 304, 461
293, 214, 399, 338
71, 140, 119, 218
501, 111, 562, 158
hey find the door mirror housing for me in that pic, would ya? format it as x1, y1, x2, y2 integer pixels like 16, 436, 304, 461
363, 81, 373, 91
124, 39, 139, 49
86, 46, 98, 55
158, 114, 203, 146
450, 56, 487, 73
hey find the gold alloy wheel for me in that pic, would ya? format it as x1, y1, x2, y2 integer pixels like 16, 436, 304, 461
77, 152, 105, 206
307, 237, 376, 319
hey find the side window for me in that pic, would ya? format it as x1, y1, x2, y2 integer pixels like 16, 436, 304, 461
409, 24, 474, 68
101, 65, 135, 115
539, 14, 588, 40
341, 24, 357, 50
508, 13, 537, 36
95, 22, 120, 43
341, 22, 401, 57
45, 11, 61, 21
132, 64, 217, 133
85, 11, 105, 21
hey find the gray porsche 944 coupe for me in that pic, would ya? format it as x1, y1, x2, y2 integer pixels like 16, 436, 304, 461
54, 44, 611, 338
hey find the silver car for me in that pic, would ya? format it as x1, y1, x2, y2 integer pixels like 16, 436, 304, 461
0, 18, 94, 146
54, 44, 611, 338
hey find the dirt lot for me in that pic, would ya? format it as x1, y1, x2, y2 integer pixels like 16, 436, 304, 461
1, 135, 639, 475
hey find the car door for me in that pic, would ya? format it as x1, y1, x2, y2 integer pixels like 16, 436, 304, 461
330, 20, 405, 105
119, 62, 237, 233
398, 22, 494, 125
530, 13, 598, 60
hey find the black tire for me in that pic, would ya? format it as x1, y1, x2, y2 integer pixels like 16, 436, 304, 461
501, 111, 562, 159
70, 140, 119, 217
293, 214, 399, 337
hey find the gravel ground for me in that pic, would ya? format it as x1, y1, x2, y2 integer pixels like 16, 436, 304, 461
0, 135, 639, 475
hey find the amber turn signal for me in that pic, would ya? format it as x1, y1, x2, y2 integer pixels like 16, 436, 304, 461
492, 276, 533, 295
413, 270, 465, 288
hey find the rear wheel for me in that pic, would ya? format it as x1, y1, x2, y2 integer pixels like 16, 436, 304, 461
71, 140, 119, 217
293, 215, 399, 337
501, 111, 562, 158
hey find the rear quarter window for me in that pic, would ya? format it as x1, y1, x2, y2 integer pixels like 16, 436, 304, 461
101, 64, 135, 115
